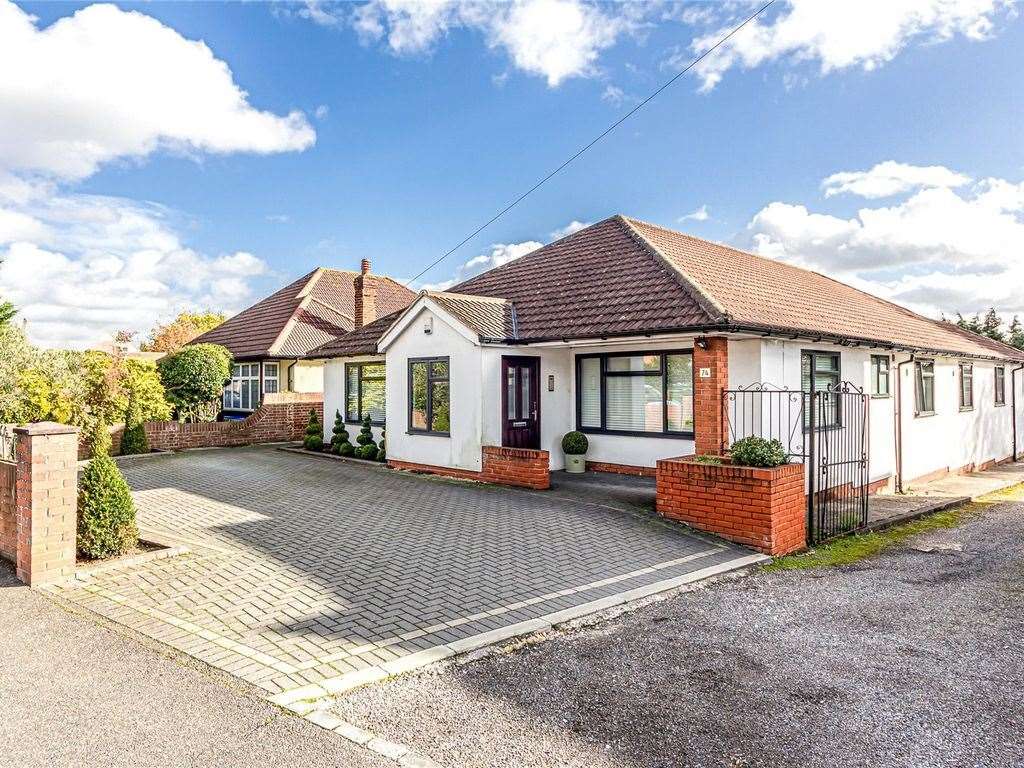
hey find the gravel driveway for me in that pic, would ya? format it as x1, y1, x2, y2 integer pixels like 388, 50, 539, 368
332, 496, 1024, 768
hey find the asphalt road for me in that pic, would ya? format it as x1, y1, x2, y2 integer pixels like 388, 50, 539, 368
0, 563, 388, 768
334, 497, 1024, 768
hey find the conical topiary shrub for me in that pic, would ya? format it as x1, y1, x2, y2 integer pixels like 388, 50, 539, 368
376, 424, 386, 462
78, 421, 139, 559
355, 414, 377, 460
330, 410, 353, 456
120, 394, 149, 455
303, 409, 324, 451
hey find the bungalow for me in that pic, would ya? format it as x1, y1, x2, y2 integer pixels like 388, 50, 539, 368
307, 215, 1024, 496
193, 260, 415, 418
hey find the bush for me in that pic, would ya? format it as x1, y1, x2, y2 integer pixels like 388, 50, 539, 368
376, 425, 386, 462
353, 414, 378, 460
692, 454, 723, 465
303, 409, 324, 451
729, 436, 788, 468
120, 395, 149, 455
330, 410, 353, 455
158, 343, 232, 422
78, 424, 139, 559
561, 431, 589, 455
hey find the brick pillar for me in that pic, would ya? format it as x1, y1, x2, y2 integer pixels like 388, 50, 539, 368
693, 336, 728, 456
14, 422, 79, 587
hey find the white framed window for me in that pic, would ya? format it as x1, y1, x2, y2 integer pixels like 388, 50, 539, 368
959, 363, 974, 410
915, 360, 935, 416
995, 366, 1006, 406
223, 363, 261, 411
263, 362, 279, 395
870, 355, 890, 397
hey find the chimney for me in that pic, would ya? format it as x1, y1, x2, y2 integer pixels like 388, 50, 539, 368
354, 260, 376, 329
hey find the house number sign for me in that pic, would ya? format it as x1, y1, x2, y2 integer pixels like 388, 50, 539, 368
698, 367, 712, 378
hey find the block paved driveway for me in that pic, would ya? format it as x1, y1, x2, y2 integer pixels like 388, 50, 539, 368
54, 447, 757, 701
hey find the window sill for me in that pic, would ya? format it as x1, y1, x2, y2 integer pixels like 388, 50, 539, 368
345, 420, 385, 427
959, 406, 975, 413
802, 424, 844, 433
914, 411, 936, 418
577, 427, 694, 440
870, 394, 891, 399
995, 402, 1007, 407
407, 430, 450, 437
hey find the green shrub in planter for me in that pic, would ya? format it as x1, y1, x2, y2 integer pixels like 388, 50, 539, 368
561, 431, 589, 455
78, 423, 139, 559
692, 454, 723, 465
376, 426, 386, 462
330, 410, 352, 456
303, 409, 324, 451
729, 436, 787, 468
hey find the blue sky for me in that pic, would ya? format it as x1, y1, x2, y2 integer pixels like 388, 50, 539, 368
2, 0, 1023, 347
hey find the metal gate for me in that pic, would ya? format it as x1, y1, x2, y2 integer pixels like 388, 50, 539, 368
722, 381, 869, 545
806, 382, 869, 544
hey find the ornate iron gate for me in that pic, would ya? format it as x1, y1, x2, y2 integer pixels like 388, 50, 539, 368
806, 382, 869, 544
722, 381, 869, 545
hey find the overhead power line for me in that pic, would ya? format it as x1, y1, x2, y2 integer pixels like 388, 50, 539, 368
406, 0, 777, 286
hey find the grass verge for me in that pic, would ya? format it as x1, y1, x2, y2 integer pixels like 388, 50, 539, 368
764, 502, 983, 571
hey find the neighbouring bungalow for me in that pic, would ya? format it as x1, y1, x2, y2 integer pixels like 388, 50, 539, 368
192, 260, 415, 418
306, 215, 1024, 494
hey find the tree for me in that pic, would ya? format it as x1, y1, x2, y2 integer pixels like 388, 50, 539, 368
330, 410, 353, 456
354, 414, 377, 460
1009, 316, 1024, 351
120, 394, 149, 455
956, 308, 1010, 343
158, 343, 232, 422
142, 311, 226, 354
0, 299, 15, 328
78, 420, 139, 559
303, 409, 323, 451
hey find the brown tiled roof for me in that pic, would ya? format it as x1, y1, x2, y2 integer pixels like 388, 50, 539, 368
308, 311, 401, 358
191, 267, 415, 359
623, 216, 1024, 360
427, 292, 515, 340
453, 217, 715, 340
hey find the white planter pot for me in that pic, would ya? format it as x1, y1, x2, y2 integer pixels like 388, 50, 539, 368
565, 454, 586, 473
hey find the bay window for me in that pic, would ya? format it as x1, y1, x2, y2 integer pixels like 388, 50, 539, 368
575, 351, 693, 437
346, 362, 386, 424
224, 363, 261, 411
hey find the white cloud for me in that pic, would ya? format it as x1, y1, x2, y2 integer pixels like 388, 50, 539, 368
0, 191, 269, 350
744, 162, 1024, 319
266, 214, 291, 223
600, 84, 627, 106
0, 0, 315, 181
822, 161, 972, 199
550, 220, 590, 239
686, 0, 1012, 92
678, 204, 710, 223
352, 0, 639, 87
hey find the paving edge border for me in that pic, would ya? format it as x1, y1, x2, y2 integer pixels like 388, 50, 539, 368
864, 495, 971, 532
273, 551, 769, 768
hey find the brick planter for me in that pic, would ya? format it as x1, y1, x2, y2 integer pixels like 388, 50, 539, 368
656, 456, 806, 556
389, 446, 550, 491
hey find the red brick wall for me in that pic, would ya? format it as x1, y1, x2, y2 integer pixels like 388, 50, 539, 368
585, 461, 657, 478
144, 393, 323, 453
656, 456, 806, 556
389, 446, 550, 490
692, 337, 728, 456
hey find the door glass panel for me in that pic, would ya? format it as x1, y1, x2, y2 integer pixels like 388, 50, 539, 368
520, 366, 531, 419
507, 367, 516, 419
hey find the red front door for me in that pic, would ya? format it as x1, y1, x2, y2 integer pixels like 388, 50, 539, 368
502, 356, 540, 450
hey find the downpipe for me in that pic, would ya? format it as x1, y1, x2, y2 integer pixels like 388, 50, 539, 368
1013, 363, 1024, 461
894, 354, 915, 494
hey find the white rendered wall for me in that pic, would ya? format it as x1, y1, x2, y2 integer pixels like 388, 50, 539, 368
385, 306, 483, 472
289, 360, 324, 393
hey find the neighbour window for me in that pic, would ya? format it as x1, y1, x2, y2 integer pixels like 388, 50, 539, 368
409, 357, 450, 434
263, 362, 279, 395
224, 363, 260, 411
575, 351, 694, 436
801, 350, 841, 428
915, 360, 935, 415
346, 362, 386, 424
959, 363, 974, 409
870, 355, 890, 397
995, 366, 1006, 406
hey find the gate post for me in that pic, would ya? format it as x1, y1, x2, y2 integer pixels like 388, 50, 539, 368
805, 391, 816, 545
14, 422, 79, 587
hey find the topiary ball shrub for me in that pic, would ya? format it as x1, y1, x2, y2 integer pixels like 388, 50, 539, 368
78, 430, 139, 559
339, 441, 355, 457
355, 414, 374, 446
561, 430, 589, 455
303, 409, 324, 451
728, 436, 788, 468
376, 426, 386, 462
330, 410, 351, 456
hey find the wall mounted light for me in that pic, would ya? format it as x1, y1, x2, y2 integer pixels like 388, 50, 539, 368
695, 336, 709, 350
423, 316, 433, 335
